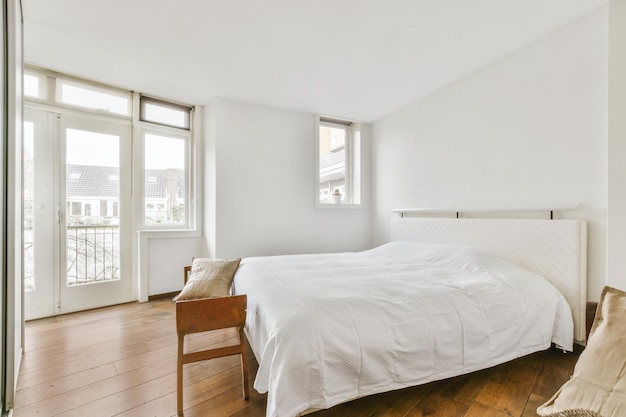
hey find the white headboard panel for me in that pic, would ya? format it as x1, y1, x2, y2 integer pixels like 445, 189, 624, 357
391, 217, 588, 343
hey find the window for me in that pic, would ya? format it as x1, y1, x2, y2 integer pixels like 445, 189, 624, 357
71, 202, 82, 215
316, 116, 361, 206
24, 70, 47, 100
56, 78, 131, 116
139, 95, 193, 228
140, 96, 191, 130
24, 66, 197, 233
143, 131, 189, 226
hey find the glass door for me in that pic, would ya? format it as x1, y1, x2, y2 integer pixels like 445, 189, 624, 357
24, 109, 133, 318
58, 115, 133, 313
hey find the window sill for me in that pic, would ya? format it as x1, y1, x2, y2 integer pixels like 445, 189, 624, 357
316, 202, 363, 210
136, 228, 200, 239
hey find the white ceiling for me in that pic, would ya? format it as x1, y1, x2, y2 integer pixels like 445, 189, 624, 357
22, 0, 607, 122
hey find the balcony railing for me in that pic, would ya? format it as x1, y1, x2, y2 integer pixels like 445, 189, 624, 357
66, 224, 120, 286
320, 148, 345, 169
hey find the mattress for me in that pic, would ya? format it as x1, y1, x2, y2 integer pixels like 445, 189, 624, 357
232, 241, 574, 417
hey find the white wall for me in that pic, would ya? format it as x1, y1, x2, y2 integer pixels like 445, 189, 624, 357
607, 0, 626, 291
204, 99, 371, 259
371, 8, 608, 301
146, 236, 204, 295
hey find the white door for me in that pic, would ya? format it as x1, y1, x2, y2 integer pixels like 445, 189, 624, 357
59, 114, 133, 313
23, 109, 134, 318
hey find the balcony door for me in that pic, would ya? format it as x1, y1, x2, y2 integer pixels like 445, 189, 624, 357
59, 114, 133, 313
24, 109, 133, 319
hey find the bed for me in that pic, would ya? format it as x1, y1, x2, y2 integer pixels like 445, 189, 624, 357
231, 217, 587, 417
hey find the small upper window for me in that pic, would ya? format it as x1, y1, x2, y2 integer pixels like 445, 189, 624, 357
139, 96, 191, 130
57, 78, 131, 116
24, 74, 40, 98
24, 69, 48, 100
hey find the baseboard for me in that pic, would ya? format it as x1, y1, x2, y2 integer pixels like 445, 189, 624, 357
148, 291, 179, 301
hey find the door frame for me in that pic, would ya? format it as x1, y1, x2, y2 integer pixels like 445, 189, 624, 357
24, 105, 135, 318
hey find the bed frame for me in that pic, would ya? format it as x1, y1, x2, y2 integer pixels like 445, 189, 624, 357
390, 216, 588, 343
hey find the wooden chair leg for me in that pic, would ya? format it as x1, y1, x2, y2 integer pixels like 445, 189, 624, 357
240, 329, 250, 400
177, 336, 184, 416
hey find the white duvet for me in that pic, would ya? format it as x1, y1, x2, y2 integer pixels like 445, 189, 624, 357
232, 242, 574, 417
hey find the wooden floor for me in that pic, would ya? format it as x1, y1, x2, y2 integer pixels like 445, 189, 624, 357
14, 299, 581, 417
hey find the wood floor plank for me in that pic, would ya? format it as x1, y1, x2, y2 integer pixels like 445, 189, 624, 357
17, 342, 151, 390
531, 348, 578, 399
522, 392, 549, 417
53, 373, 175, 417
14, 357, 176, 416
20, 324, 174, 374
404, 392, 470, 417
463, 402, 512, 417
183, 384, 266, 417
14, 363, 118, 406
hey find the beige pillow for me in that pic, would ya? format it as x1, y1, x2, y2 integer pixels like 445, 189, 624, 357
537, 286, 626, 417
173, 258, 241, 301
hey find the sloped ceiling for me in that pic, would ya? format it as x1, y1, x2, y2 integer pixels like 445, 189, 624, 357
22, 0, 607, 122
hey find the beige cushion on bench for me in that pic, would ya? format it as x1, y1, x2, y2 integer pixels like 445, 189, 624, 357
173, 258, 241, 301
537, 286, 626, 417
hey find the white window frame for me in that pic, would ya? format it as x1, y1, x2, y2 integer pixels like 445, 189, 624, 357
139, 95, 191, 130
135, 118, 195, 230
315, 115, 361, 208
24, 66, 133, 119
23, 66, 199, 232
56, 77, 132, 117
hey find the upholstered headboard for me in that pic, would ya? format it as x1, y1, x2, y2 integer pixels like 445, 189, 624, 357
391, 216, 588, 343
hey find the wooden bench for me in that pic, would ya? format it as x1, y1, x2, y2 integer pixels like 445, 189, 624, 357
175, 266, 249, 416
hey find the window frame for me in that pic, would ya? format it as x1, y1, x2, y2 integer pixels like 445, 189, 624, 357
136, 121, 194, 230
56, 77, 132, 117
139, 95, 192, 130
24, 67, 199, 233
315, 115, 361, 208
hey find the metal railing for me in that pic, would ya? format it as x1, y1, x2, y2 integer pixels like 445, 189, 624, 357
320, 148, 345, 168
66, 224, 120, 286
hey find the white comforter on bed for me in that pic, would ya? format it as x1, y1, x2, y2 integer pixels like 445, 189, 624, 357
232, 242, 574, 417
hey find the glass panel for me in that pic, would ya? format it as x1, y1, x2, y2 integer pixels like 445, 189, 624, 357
140, 97, 191, 129
58, 79, 130, 116
144, 133, 185, 225
319, 124, 347, 203
144, 102, 188, 128
66, 128, 120, 285
24, 74, 40, 99
23, 121, 35, 292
